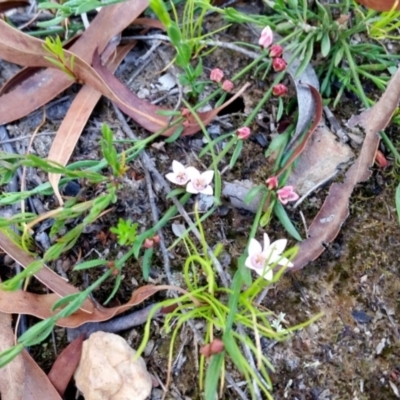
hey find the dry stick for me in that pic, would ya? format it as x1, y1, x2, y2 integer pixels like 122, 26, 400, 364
66, 303, 161, 342
0, 132, 57, 145
113, 106, 248, 397
122, 34, 266, 62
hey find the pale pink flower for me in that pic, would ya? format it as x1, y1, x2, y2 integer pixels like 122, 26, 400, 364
221, 79, 234, 92
186, 168, 214, 195
269, 44, 283, 58
272, 57, 287, 72
266, 176, 278, 190
272, 84, 288, 97
276, 186, 299, 205
210, 68, 224, 83
258, 26, 273, 49
237, 127, 251, 140
245, 233, 293, 280
166, 160, 191, 186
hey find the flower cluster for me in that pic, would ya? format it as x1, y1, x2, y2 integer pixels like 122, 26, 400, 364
266, 175, 299, 205
166, 160, 214, 196
257, 26, 289, 97
210, 68, 234, 93
245, 233, 293, 280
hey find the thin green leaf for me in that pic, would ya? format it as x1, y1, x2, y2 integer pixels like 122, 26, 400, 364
204, 353, 224, 400
273, 201, 302, 240
73, 259, 108, 271
142, 248, 154, 281
165, 125, 184, 143
396, 183, 400, 225
229, 140, 243, 168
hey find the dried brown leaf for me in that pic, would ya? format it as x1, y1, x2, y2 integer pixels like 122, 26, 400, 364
293, 66, 400, 270
21, 350, 62, 400
0, 19, 250, 138
0, 285, 186, 328
0, 0, 149, 124
277, 85, 323, 178
0, 231, 94, 313
0, 0, 29, 12
0, 313, 25, 399
355, 0, 400, 10
47, 334, 85, 396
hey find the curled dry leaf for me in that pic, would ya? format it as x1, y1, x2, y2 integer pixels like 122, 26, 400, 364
355, 0, 400, 10
276, 84, 323, 179
0, 284, 187, 328
0, 231, 94, 313
0, 19, 250, 139
292, 66, 400, 270
0, 0, 149, 124
47, 334, 85, 396
0, 312, 24, 399
0, 0, 29, 12
22, 350, 62, 400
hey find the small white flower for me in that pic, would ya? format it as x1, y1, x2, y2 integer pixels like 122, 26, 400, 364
245, 233, 293, 280
186, 168, 214, 195
166, 160, 191, 186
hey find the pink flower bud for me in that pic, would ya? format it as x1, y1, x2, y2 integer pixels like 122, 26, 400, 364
200, 339, 224, 357
181, 108, 190, 118
276, 186, 299, 205
258, 26, 273, 49
221, 79, 234, 92
237, 126, 251, 140
272, 57, 287, 72
375, 149, 389, 168
272, 84, 288, 97
143, 238, 154, 249
269, 44, 283, 58
152, 234, 160, 244
266, 176, 278, 190
210, 68, 224, 83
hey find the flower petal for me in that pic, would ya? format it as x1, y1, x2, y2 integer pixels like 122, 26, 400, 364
172, 160, 185, 173
245, 255, 256, 270
275, 257, 293, 268
201, 170, 214, 185
263, 233, 270, 252
253, 266, 273, 281
199, 185, 213, 196
287, 192, 300, 201
185, 166, 200, 180
270, 239, 287, 255
248, 238, 262, 256
186, 181, 199, 194
166, 172, 184, 185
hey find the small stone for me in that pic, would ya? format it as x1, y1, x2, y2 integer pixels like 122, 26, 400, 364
74, 332, 152, 400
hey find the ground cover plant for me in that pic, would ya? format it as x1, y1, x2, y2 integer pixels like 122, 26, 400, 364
0, 0, 400, 399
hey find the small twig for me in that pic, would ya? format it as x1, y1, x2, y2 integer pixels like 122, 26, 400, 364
66, 303, 160, 342
156, 47, 183, 112
324, 106, 349, 143
122, 34, 267, 63
225, 374, 248, 400
126, 42, 161, 86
